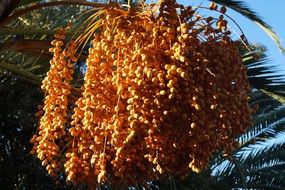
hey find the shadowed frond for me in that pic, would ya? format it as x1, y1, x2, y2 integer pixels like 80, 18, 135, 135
210, 83, 285, 188
0, 51, 46, 84
215, 145, 285, 189
250, 90, 280, 114
0, 0, 106, 26
0, 3, 93, 83
242, 45, 285, 104
212, 115, 285, 189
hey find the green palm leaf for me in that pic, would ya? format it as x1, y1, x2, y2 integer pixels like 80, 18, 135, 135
214, 132, 285, 190
242, 45, 285, 104
212, 94, 285, 189
0, 59, 42, 85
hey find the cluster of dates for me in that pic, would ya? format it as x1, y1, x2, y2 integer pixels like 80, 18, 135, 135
31, 0, 252, 187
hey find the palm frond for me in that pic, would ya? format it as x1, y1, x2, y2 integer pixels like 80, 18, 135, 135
210, 91, 285, 189
240, 106, 285, 144
261, 89, 285, 104
0, 2, 94, 83
18, 0, 42, 7
0, 59, 42, 84
250, 91, 280, 115
240, 131, 285, 161
212, 129, 285, 188
242, 45, 285, 104
210, 0, 285, 54
0, 0, 106, 26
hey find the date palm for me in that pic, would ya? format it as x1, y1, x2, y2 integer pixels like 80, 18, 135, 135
0, 0, 284, 189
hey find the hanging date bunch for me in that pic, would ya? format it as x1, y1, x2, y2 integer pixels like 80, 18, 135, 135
31, 0, 253, 187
